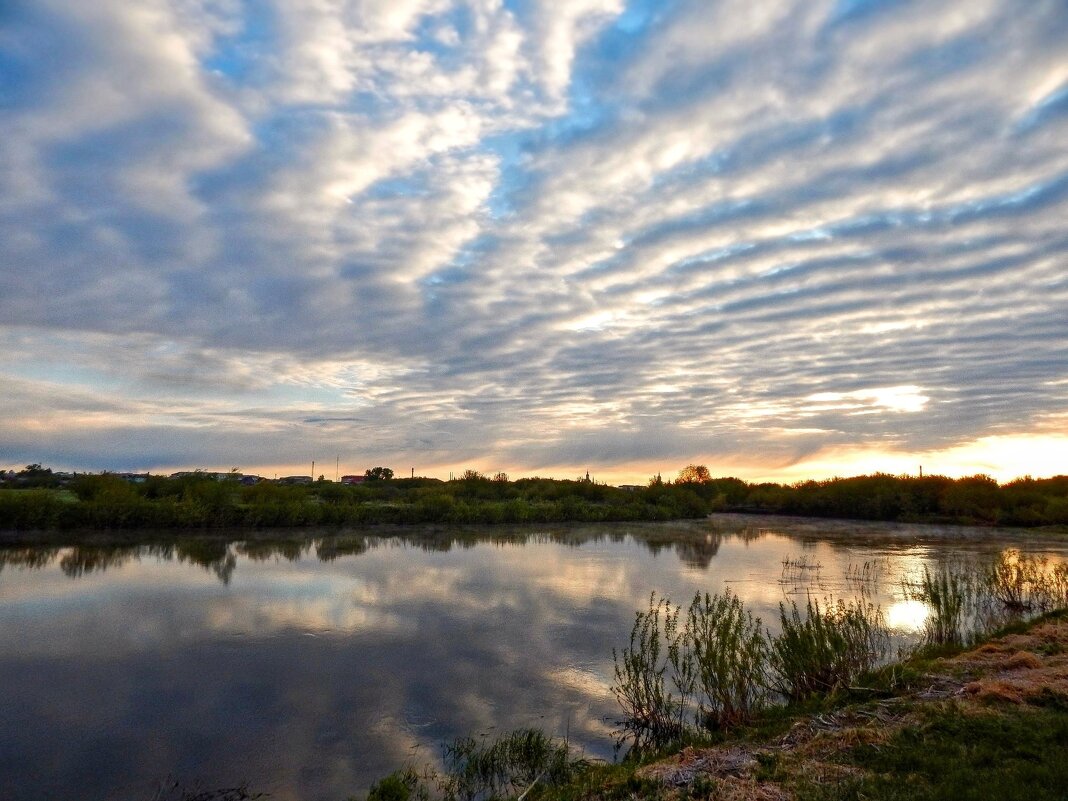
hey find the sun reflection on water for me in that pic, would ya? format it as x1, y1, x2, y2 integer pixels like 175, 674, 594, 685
886, 598, 930, 632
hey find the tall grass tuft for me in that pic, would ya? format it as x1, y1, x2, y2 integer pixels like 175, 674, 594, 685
769, 597, 889, 700
981, 549, 1068, 614
914, 565, 971, 646
439, 729, 578, 801
364, 768, 429, 801
987, 548, 1033, 612
1039, 562, 1068, 613
679, 590, 769, 730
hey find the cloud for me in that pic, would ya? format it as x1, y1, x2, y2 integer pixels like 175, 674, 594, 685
0, 0, 1066, 479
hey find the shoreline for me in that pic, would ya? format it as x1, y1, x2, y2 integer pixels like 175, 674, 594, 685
3, 512, 1068, 548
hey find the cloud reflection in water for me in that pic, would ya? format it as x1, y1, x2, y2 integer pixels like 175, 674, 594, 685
1, 520, 1066, 801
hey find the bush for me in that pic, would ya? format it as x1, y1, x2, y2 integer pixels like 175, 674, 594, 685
611, 593, 684, 749
677, 590, 769, 730
0, 490, 67, 529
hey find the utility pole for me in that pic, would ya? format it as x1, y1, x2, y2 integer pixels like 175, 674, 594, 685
311, 460, 315, 480
336, 455, 340, 482
411, 467, 414, 479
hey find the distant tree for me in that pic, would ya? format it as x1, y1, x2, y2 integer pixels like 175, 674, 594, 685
676, 464, 711, 484
459, 469, 485, 481
364, 467, 394, 481
493, 472, 509, 482
15, 463, 58, 488
648, 472, 664, 487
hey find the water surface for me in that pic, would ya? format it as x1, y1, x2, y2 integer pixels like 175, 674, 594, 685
1, 516, 1065, 801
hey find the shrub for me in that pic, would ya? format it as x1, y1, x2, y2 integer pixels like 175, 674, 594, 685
678, 590, 769, 730
611, 593, 684, 749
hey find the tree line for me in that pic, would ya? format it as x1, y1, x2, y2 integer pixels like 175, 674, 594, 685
0, 464, 1065, 531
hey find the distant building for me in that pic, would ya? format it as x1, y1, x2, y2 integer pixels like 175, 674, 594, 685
279, 475, 313, 485
340, 475, 366, 485
617, 484, 644, 492
168, 470, 243, 481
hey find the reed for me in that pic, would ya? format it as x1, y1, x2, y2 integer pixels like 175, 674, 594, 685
913, 565, 971, 646
439, 729, 580, 801
769, 597, 889, 701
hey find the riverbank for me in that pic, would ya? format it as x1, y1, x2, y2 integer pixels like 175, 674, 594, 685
635, 611, 1067, 800
514, 612, 1068, 801
148, 613, 1068, 800
352, 542, 1068, 801
707, 512, 1068, 543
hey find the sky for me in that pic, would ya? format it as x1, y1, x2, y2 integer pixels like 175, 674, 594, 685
1, 0, 1066, 484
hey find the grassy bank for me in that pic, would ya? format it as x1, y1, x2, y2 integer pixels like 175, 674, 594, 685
355, 552, 1068, 801
614, 610, 1068, 801
352, 612, 1068, 801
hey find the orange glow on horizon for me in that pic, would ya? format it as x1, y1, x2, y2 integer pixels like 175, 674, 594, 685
139, 432, 1067, 487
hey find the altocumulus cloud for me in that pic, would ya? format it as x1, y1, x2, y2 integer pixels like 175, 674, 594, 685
0, 0, 1066, 480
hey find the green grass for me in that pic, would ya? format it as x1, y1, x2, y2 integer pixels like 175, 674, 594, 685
799, 704, 1068, 801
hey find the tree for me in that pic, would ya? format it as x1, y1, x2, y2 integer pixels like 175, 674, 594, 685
364, 467, 394, 481
459, 469, 485, 481
676, 464, 711, 484
16, 463, 57, 488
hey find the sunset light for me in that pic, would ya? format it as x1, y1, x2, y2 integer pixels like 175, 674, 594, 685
0, 1, 1064, 481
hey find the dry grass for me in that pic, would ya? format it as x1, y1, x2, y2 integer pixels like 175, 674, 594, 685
947, 618, 1068, 706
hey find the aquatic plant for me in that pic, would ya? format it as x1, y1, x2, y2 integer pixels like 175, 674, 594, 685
844, 558, 888, 598
779, 555, 823, 587
987, 549, 1034, 611
913, 565, 971, 646
439, 729, 580, 801
149, 780, 266, 801
980, 550, 1065, 613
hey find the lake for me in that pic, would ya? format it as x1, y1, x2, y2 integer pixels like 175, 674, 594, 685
2, 514, 1066, 801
